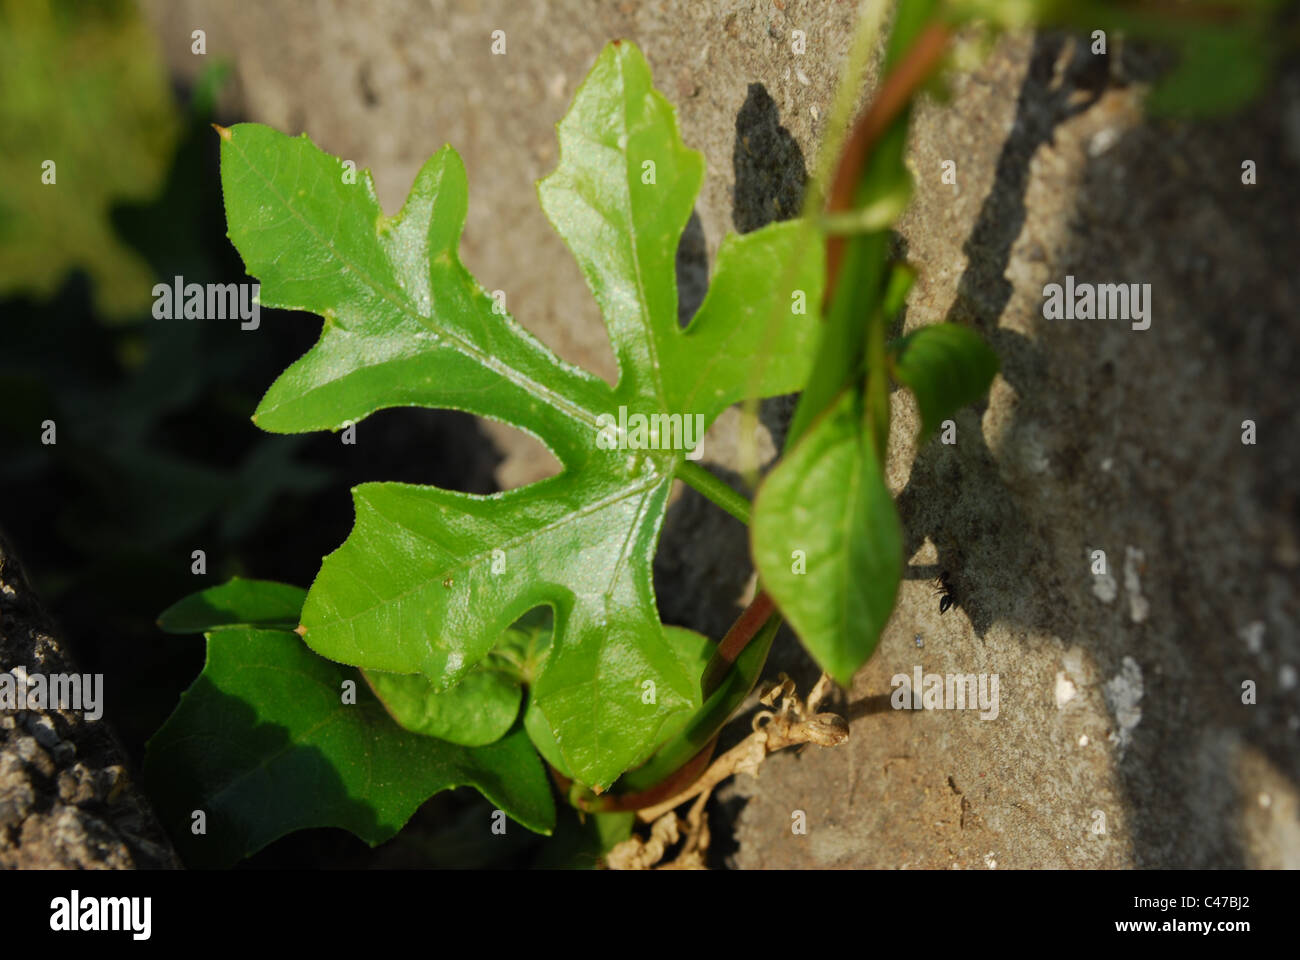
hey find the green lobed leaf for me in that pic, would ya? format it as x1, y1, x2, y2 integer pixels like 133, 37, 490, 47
890, 322, 999, 441
217, 41, 824, 789
752, 391, 902, 686
145, 622, 555, 868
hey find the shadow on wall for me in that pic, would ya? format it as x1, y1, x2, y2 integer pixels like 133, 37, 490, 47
732, 82, 807, 234
897, 33, 1110, 640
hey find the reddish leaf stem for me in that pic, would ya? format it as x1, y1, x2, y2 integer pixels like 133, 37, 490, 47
823, 21, 952, 309
699, 590, 776, 700
701, 22, 954, 696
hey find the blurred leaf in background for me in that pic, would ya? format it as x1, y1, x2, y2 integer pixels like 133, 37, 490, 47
0, 0, 178, 316
0, 3, 335, 759
0, 51, 330, 588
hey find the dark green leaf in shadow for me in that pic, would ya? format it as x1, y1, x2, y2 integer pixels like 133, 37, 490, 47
157, 577, 307, 633
145, 625, 555, 867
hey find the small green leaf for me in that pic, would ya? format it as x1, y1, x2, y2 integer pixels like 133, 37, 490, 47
363, 613, 550, 747
660, 625, 714, 697
752, 391, 902, 686
157, 577, 307, 633
881, 263, 916, 321
592, 811, 637, 853
524, 623, 711, 785
618, 624, 713, 769
532, 807, 636, 869
364, 667, 522, 748
891, 322, 998, 441
146, 624, 555, 868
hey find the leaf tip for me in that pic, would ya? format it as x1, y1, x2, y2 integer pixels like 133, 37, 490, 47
294, 624, 307, 636
211, 122, 232, 142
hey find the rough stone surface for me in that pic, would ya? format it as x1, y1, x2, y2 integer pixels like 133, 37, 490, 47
0, 531, 179, 868
729, 31, 1300, 870
140, 1, 1300, 868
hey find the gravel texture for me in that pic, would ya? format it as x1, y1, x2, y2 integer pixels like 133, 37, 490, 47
0, 531, 179, 868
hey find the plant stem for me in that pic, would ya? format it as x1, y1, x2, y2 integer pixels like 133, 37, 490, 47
677, 461, 751, 525
823, 20, 952, 304
865, 296, 891, 463
699, 590, 777, 699
736, 0, 890, 485
699, 16, 953, 694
